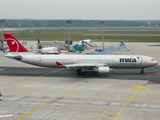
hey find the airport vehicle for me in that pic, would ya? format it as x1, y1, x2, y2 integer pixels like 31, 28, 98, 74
4, 34, 158, 75
92, 41, 127, 55
0, 92, 2, 100
37, 39, 58, 54
73, 46, 85, 51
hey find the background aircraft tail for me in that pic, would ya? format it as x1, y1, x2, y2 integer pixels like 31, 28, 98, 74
58, 50, 63, 54
38, 39, 42, 49
3, 34, 29, 52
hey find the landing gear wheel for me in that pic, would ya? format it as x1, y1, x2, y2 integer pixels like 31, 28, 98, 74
77, 69, 82, 76
77, 72, 82, 75
140, 68, 144, 74
82, 72, 87, 75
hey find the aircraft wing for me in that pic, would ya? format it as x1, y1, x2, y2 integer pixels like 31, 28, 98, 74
5, 52, 33, 60
56, 62, 108, 69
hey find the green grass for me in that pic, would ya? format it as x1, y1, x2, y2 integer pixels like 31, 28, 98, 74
1, 27, 160, 42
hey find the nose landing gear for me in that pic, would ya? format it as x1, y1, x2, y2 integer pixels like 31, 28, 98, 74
140, 68, 144, 74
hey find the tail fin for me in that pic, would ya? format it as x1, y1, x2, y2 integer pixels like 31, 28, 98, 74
38, 39, 42, 49
3, 34, 29, 52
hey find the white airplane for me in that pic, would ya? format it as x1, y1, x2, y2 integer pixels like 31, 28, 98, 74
4, 34, 158, 75
37, 39, 58, 54
75, 36, 92, 46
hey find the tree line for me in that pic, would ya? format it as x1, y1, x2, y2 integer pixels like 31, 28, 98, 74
2, 20, 160, 27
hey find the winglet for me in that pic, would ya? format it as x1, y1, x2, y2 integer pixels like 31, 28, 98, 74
58, 50, 63, 54
56, 62, 63, 66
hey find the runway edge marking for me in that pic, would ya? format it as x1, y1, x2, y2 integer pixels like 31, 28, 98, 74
20, 68, 65, 84
18, 82, 86, 120
113, 85, 152, 120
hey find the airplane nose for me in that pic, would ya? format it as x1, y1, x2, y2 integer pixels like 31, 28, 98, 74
155, 61, 158, 65
153, 60, 159, 66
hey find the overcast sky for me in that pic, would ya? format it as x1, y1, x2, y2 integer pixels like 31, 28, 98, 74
0, 0, 160, 20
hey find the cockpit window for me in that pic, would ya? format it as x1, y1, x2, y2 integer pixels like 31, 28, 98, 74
151, 59, 155, 61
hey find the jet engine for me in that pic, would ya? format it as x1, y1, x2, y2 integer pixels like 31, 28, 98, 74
95, 67, 110, 74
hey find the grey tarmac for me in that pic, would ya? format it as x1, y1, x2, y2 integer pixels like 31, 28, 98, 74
1, 42, 160, 120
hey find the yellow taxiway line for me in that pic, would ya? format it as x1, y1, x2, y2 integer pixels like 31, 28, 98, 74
20, 68, 65, 84
18, 82, 86, 120
113, 85, 152, 120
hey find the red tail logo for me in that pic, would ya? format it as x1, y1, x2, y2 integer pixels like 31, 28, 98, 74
3, 34, 29, 52
137, 57, 140, 59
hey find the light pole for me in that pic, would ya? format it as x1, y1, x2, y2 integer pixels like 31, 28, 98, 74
0, 20, 5, 50
66, 20, 72, 51
101, 21, 105, 51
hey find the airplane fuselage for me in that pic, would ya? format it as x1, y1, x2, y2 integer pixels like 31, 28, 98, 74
17, 54, 157, 69
76, 39, 92, 46
39, 47, 58, 54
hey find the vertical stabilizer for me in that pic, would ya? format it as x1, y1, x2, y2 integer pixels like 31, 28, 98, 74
3, 34, 29, 52
38, 39, 42, 49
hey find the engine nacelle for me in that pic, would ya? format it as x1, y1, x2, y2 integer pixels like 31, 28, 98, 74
96, 67, 110, 74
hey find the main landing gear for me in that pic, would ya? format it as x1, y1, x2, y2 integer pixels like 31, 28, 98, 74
77, 69, 86, 75
77, 69, 82, 75
140, 68, 144, 74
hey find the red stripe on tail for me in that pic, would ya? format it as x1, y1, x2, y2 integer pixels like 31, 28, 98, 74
3, 34, 29, 52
